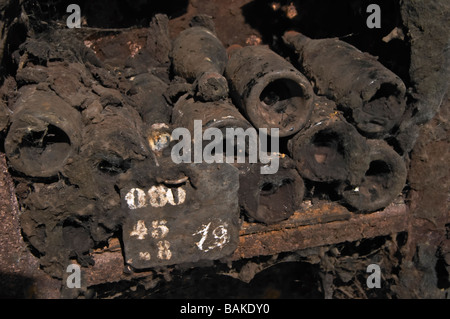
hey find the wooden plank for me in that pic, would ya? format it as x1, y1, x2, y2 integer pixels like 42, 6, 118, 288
232, 202, 409, 260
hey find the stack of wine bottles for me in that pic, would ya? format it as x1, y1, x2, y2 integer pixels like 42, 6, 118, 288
0, 15, 409, 273
169, 20, 408, 223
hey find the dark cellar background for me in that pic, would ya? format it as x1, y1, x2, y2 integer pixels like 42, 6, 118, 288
0, 0, 448, 299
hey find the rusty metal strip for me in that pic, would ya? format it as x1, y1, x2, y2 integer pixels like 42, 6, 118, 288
232, 202, 409, 260
239, 201, 352, 235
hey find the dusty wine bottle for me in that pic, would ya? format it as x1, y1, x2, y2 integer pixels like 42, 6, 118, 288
62, 104, 150, 202
236, 155, 305, 225
337, 140, 407, 212
79, 105, 149, 180
4, 88, 82, 178
171, 16, 229, 102
225, 45, 314, 137
128, 72, 174, 156
283, 31, 407, 138
130, 72, 172, 126
20, 182, 98, 276
172, 95, 253, 132
172, 95, 254, 161
288, 96, 370, 185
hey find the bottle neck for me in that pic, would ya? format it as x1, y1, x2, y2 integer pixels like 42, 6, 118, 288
283, 31, 310, 51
